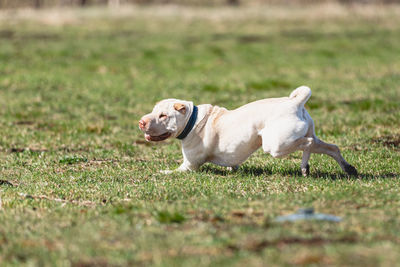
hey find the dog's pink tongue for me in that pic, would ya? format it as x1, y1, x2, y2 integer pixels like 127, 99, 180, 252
145, 134, 152, 141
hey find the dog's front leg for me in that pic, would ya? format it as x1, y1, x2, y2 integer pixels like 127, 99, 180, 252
160, 160, 200, 174
178, 161, 199, 171
161, 142, 206, 174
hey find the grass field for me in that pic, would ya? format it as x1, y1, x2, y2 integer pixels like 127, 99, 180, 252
0, 4, 400, 266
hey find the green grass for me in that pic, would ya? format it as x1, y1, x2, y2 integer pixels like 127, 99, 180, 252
0, 5, 400, 266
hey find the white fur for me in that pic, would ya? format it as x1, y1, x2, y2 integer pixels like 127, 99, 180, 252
140, 86, 357, 176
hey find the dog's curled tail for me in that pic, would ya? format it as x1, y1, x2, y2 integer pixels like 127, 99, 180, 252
289, 86, 312, 107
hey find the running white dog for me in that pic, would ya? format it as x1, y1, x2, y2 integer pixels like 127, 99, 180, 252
139, 86, 357, 176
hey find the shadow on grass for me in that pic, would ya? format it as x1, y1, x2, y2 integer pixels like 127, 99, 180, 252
310, 171, 398, 180
200, 165, 300, 177
200, 165, 398, 180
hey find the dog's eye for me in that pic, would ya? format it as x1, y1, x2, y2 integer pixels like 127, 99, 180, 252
159, 114, 167, 120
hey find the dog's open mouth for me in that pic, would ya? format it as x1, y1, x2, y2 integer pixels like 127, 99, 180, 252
145, 132, 171, 142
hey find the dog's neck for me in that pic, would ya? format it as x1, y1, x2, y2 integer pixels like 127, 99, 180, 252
179, 105, 214, 142
176, 105, 198, 140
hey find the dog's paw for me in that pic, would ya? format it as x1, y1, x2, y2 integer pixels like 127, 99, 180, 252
160, 170, 174, 174
306, 137, 314, 146
301, 164, 310, 177
344, 164, 358, 176
226, 166, 239, 172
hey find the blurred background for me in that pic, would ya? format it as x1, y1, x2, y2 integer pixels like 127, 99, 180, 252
0, 0, 400, 265
1, 0, 400, 9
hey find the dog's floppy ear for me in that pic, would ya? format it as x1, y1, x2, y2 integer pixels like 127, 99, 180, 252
173, 103, 186, 114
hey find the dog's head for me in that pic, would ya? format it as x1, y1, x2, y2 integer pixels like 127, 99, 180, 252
139, 99, 194, 141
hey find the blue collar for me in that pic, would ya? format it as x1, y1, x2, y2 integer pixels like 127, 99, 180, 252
177, 105, 198, 140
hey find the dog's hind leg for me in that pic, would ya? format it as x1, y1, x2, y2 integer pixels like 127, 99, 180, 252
310, 138, 357, 176
301, 150, 311, 177
265, 137, 314, 158
262, 132, 313, 176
